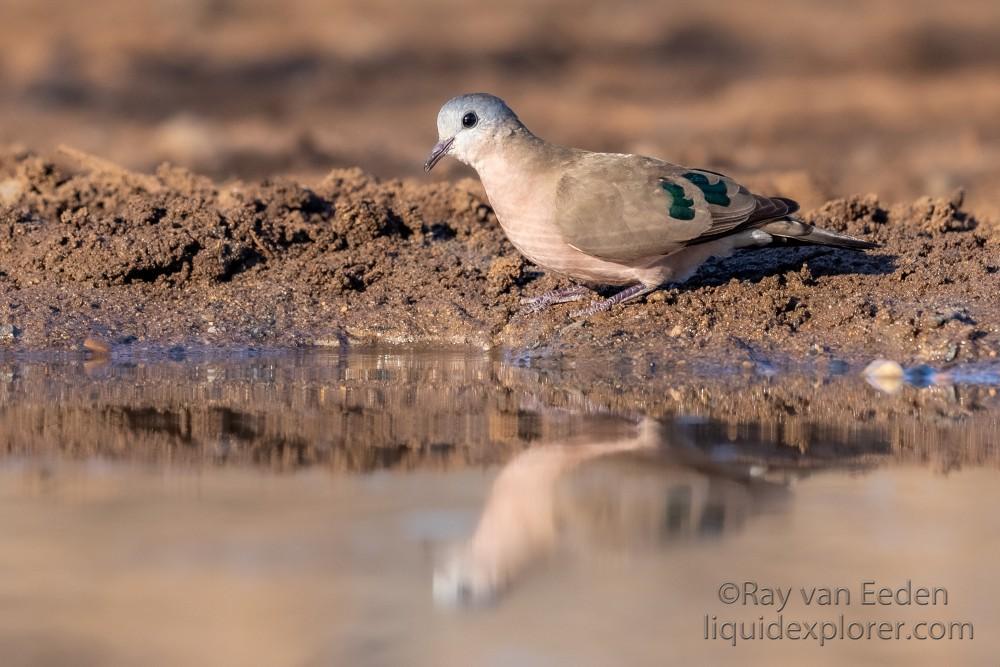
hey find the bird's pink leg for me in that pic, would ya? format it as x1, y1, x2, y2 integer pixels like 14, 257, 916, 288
518, 285, 591, 313
571, 283, 657, 317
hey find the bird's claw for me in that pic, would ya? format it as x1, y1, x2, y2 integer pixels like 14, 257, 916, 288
516, 287, 590, 315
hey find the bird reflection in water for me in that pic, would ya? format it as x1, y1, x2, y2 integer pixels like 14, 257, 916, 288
433, 419, 790, 607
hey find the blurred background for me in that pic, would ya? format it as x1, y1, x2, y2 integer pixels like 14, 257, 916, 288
1, 0, 998, 215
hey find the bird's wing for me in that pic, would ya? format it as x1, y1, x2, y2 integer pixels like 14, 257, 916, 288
554, 155, 785, 262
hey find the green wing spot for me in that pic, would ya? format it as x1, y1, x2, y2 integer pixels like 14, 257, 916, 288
661, 181, 696, 221
683, 172, 731, 206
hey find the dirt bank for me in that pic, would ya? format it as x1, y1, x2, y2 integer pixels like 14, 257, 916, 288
0, 148, 998, 363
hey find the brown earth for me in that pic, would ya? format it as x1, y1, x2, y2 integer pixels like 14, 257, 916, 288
0, 147, 997, 363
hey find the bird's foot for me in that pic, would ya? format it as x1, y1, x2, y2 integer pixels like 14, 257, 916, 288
570, 284, 657, 318
518, 286, 590, 314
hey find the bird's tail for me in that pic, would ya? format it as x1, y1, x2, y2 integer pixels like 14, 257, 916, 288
758, 218, 878, 250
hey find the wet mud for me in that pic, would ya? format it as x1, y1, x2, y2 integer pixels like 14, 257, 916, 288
0, 149, 997, 363
1, 351, 996, 471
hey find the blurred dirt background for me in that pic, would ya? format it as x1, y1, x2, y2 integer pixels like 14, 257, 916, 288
1, 0, 999, 216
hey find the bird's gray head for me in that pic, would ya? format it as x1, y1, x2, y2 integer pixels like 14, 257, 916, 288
424, 93, 523, 172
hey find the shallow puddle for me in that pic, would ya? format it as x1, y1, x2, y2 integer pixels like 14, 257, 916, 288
0, 349, 998, 665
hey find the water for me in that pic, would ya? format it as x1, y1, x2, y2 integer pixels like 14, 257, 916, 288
0, 349, 998, 666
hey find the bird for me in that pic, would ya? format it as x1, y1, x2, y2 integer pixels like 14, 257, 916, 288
424, 93, 876, 316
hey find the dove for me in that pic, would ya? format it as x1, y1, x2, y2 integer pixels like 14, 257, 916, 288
425, 93, 876, 315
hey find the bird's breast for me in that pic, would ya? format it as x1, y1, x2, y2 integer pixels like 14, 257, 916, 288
475, 147, 641, 286
483, 183, 636, 286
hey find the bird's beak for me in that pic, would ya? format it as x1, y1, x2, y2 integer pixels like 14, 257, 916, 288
424, 137, 454, 172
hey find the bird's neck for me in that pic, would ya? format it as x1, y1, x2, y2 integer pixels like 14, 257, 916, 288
466, 127, 545, 182
468, 129, 564, 225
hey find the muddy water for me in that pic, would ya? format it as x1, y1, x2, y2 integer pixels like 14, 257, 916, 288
0, 349, 999, 666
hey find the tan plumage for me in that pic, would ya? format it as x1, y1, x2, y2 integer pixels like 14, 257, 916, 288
555, 157, 759, 260
425, 93, 875, 314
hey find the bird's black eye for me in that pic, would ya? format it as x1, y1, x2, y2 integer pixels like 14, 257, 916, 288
462, 112, 478, 129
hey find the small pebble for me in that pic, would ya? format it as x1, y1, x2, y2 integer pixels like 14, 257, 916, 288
863, 358, 904, 379
0, 323, 19, 342
313, 338, 341, 347
0, 178, 22, 205
863, 358, 905, 394
83, 337, 111, 356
